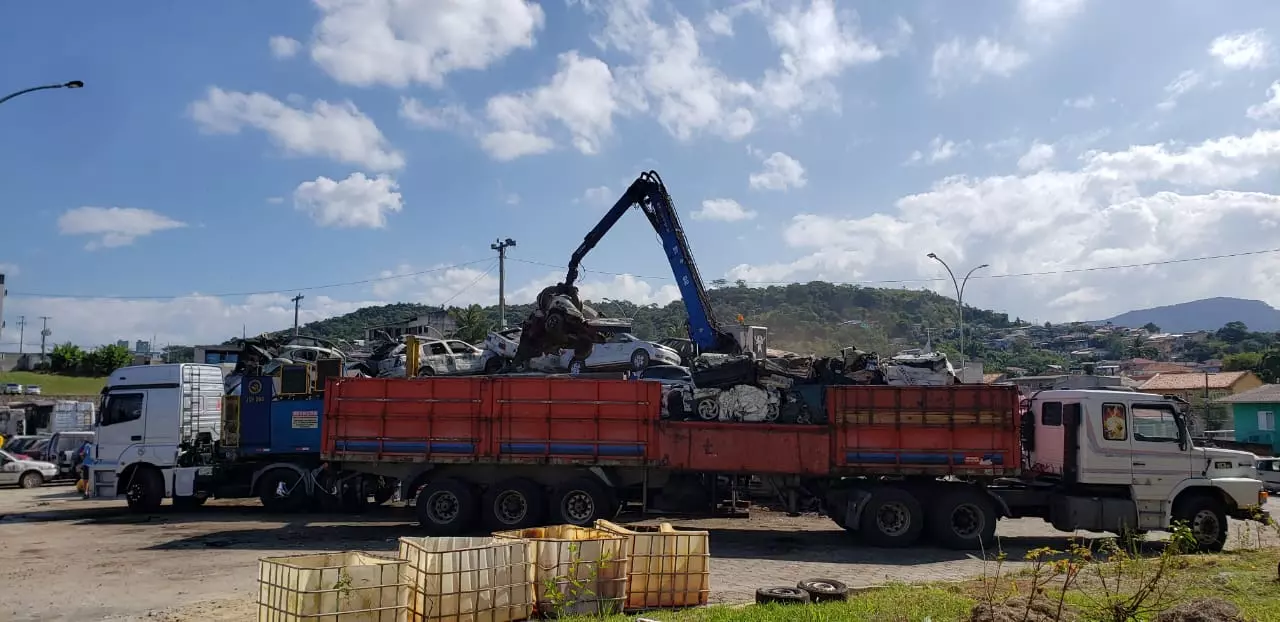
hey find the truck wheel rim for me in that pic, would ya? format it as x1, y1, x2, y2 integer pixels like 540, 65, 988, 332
426, 491, 460, 523
562, 490, 595, 523
125, 482, 145, 504
951, 503, 985, 538
632, 352, 648, 369
1191, 509, 1220, 545
876, 502, 911, 537
495, 491, 528, 524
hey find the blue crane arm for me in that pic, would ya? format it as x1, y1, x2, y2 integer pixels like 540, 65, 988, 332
563, 171, 739, 354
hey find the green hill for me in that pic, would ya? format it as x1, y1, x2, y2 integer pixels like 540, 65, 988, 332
276, 283, 1064, 372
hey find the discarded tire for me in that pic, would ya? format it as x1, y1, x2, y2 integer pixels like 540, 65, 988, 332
797, 578, 850, 603
755, 586, 811, 605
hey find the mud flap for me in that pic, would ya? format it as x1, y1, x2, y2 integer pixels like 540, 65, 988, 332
839, 489, 872, 530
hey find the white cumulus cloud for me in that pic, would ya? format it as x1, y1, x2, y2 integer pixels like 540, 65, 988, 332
188, 87, 405, 171
692, 198, 756, 222
269, 36, 301, 59
1209, 29, 1271, 71
57, 207, 187, 250
749, 152, 807, 190
292, 173, 404, 229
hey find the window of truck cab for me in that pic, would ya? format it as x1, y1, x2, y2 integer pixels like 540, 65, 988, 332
1131, 403, 1181, 444
100, 393, 145, 426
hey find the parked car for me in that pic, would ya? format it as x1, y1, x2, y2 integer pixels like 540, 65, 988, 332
2, 383, 22, 395
1259, 457, 1280, 493
377, 338, 489, 378
563, 332, 682, 373
22, 385, 41, 395
0, 449, 58, 488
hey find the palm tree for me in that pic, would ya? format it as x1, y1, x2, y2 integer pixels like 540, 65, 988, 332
449, 304, 491, 343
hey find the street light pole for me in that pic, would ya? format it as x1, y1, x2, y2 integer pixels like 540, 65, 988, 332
0, 80, 85, 106
926, 253, 989, 368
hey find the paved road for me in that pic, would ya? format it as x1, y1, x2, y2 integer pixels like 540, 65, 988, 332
1, 486, 1275, 621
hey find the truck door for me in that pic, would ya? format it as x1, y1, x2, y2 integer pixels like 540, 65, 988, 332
1087, 401, 1136, 486
1129, 402, 1191, 507
96, 392, 146, 466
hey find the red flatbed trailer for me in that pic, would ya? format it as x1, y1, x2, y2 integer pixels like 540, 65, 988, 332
322, 376, 1023, 549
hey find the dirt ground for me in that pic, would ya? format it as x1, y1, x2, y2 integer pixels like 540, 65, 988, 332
2, 485, 1276, 622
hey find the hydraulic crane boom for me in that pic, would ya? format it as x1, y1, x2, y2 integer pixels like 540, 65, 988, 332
564, 171, 740, 355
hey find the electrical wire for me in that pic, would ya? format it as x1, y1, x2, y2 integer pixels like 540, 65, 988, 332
435, 261, 498, 308
6, 246, 1280, 302
509, 246, 1280, 286
4, 258, 494, 300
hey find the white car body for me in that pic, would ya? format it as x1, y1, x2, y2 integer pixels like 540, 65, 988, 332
23, 385, 41, 395
562, 332, 681, 372
3, 383, 22, 395
0, 449, 58, 487
1259, 457, 1280, 493
380, 338, 488, 377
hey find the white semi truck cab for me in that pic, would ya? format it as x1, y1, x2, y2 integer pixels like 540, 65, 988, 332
86, 363, 225, 510
1010, 389, 1266, 550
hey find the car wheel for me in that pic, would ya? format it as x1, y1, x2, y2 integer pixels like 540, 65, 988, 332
417, 366, 435, 377
19, 471, 44, 489
755, 586, 810, 605
797, 579, 850, 603
630, 349, 651, 371
483, 357, 503, 374
568, 359, 586, 375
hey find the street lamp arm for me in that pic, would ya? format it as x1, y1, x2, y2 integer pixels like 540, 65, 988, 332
958, 264, 990, 303
0, 81, 84, 106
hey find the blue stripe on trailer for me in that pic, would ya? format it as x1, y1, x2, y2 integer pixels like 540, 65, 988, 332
335, 441, 475, 454
845, 452, 1005, 465
500, 442, 646, 457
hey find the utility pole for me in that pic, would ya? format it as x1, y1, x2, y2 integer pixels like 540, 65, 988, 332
39, 316, 51, 358
291, 294, 305, 337
16, 315, 26, 354
491, 238, 517, 328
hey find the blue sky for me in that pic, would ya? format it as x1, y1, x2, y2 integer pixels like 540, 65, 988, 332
4, 0, 1280, 348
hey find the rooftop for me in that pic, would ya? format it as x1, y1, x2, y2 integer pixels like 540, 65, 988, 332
1214, 383, 1280, 404
1138, 371, 1255, 391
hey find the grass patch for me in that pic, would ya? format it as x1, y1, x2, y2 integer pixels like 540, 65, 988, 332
558, 547, 1280, 622
0, 371, 105, 395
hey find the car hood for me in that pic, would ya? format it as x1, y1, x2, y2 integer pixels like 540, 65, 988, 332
13, 458, 57, 470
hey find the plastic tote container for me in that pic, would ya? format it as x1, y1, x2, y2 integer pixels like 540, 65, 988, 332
258, 552, 407, 622
398, 536, 535, 622
491, 525, 628, 617
594, 520, 710, 610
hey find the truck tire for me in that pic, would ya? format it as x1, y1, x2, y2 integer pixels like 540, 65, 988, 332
927, 487, 998, 550
18, 471, 44, 489
551, 476, 612, 527
258, 469, 309, 513
1172, 494, 1228, 552
482, 478, 547, 530
124, 468, 164, 513
416, 478, 477, 536
858, 486, 924, 548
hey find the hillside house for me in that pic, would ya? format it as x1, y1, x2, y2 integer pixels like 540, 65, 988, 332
1214, 384, 1280, 455
1138, 371, 1264, 434
364, 309, 457, 341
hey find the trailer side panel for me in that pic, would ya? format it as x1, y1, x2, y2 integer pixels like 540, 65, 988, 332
322, 377, 488, 463
828, 385, 1021, 476
490, 377, 659, 465
655, 421, 831, 474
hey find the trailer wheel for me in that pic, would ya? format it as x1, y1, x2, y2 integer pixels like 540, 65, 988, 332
755, 586, 810, 605
124, 467, 164, 513
797, 578, 850, 603
859, 486, 924, 548
416, 478, 477, 535
482, 478, 547, 530
552, 477, 612, 526
927, 488, 997, 550
1172, 494, 1228, 552
258, 469, 309, 513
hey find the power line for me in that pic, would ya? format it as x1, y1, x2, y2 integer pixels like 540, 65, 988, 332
510, 246, 1280, 286
6, 246, 1280, 302
437, 262, 499, 308
5, 258, 493, 300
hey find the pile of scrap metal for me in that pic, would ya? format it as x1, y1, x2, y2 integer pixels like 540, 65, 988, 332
508, 283, 611, 371
661, 346, 957, 424
223, 334, 360, 394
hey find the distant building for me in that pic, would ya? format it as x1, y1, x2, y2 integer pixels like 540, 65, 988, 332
116, 340, 129, 350
1214, 384, 1280, 455
364, 309, 457, 341
195, 345, 242, 366
1138, 371, 1264, 434
135, 340, 151, 354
